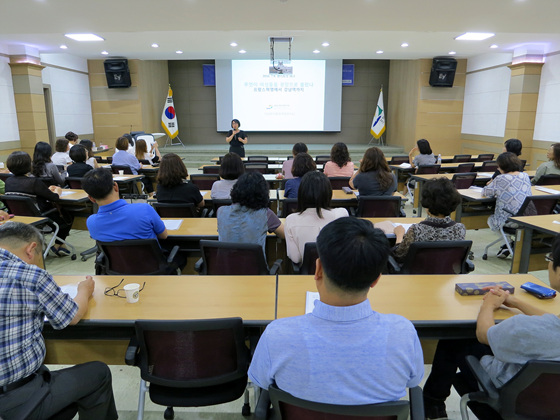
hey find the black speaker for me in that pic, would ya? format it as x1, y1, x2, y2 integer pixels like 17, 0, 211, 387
429, 57, 457, 87
104, 59, 131, 88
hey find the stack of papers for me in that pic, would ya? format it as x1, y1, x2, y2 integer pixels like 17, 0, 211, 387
163, 219, 183, 230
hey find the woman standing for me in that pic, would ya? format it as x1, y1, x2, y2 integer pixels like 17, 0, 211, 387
226, 119, 248, 157
349, 147, 396, 196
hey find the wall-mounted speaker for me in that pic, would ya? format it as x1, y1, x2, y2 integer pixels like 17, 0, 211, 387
429, 56, 457, 87
104, 58, 131, 88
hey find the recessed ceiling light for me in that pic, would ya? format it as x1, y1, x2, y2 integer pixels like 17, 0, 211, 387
239, 49, 246, 54
101, 51, 109, 55
401, 43, 409, 48
313, 49, 320, 54
59, 45, 68, 49
490, 44, 499, 49
376, 50, 384, 54
230, 42, 238, 47
64, 33, 104, 42
175, 50, 183, 54
449, 51, 457, 55
322, 42, 330, 47
455, 32, 495, 41
151, 43, 159, 48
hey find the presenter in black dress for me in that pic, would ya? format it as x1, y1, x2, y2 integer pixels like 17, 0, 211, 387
226, 119, 248, 157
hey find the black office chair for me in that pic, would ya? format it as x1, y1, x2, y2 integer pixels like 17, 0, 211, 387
280, 198, 298, 218
95, 239, 182, 275
0, 172, 13, 183
190, 174, 220, 190
389, 240, 473, 274
389, 155, 410, 165
315, 155, 331, 165
65, 176, 84, 189
479, 161, 499, 172
211, 199, 233, 218
536, 174, 560, 186
451, 172, 477, 190
248, 156, 269, 163
110, 165, 133, 175
291, 242, 319, 275
356, 196, 402, 217
202, 165, 220, 174
255, 384, 424, 420
0, 194, 77, 260
244, 163, 268, 174
456, 163, 476, 173
328, 176, 350, 189
477, 154, 494, 162
416, 164, 441, 174
126, 318, 251, 420
152, 202, 198, 218
453, 154, 472, 163
460, 356, 560, 420
198, 240, 281, 275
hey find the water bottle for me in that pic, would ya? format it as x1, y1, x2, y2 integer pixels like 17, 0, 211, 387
437, 154, 442, 164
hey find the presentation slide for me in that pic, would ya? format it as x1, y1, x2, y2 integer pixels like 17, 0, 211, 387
215, 59, 342, 132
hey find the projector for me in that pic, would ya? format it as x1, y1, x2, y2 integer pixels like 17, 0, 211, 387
269, 61, 293, 74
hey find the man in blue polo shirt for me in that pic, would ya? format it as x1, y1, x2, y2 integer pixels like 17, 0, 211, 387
249, 217, 424, 405
82, 168, 167, 242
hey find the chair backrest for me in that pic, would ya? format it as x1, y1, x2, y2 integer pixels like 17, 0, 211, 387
478, 153, 494, 162
97, 239, 173, 275
200, 240, 270, 275
134, 318, 249, 389
356, 196, 402, 217
315, 155, 331, 165
111, 165, 133, 174
65, 177, 84, 189
400, 240, 473, 274
203, 165, 220, 174
498, 360, 560, 419
452, 154, 472, 163
389, 155, 409, 165
456, 163, 475, 173
416, 164, 440, 175
520, 159, 527, 169
244, 163, 268, 174
212, 199, 233, 217
480, 161, 499, 172
247, 155, 269, 163
152, 202, 197, 218
0, 173, 13, 183
0, 194, 42, 216
517, 194, 560, 217
299, 242, 319, 275
451, 172, 477, 190
281, 198, 299, 218
190, 174, 220, 190
268, 385, 411, 420
536, 175, 560, 186
328, 177, 350, 189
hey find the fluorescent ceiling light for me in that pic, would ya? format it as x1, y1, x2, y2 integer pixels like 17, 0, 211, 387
230, 42, 238, 47
151, 43, 159, 48
101, 51, 109, 55
376, 50, 383, 54
448, 51, 457, 55
239, 50, 246, 54
401, 43, 409, 47
175, 50, 183, 54
322, 42, 330, 47
455, 32, 495, 41
313, 49, 320, 54
59, 45, 68, 49
490, 44, 499, 49
64, 33, 104, 42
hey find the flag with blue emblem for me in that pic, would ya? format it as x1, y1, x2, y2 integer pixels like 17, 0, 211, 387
161, 86, 179, 139
370, 88, 385, 139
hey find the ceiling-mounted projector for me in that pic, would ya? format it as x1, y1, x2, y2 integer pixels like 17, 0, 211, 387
269, 36, 293, 74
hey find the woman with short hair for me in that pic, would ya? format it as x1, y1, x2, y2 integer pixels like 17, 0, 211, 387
67, 145, 93, 178
211, 152, 245, 199
282, 142, 308, 180
156, 153, 204, 209
284, 153, 316, 198
79, 139, 99, 168
408, 138, 436, 168
226, 119, 248, 157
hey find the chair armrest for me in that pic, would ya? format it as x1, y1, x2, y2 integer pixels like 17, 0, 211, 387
40, 207, 59, 217
95, 251, 105, 265
465, 355, 499, 400
409, 386, 424, 420
254, 388, 271, 420
387, 254, 401, 274
291, 261, 300, 275
125, 336, 139, 366
194, 257, 204, 274
166, 245, 179, 264
269, 259, 283, 275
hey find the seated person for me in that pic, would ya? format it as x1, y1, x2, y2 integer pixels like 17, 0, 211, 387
285, 171, 348, 264
112, 135, 154, 196
50, 138, 72, 167
135, 139, 161, 164
379, 177, 465, 263
79, 139, 99, 169
0, 222, 117, 420
491, 138, 523, 180
249, 217, 424, 404
156, 153, 204, 209
67, 145, 93, 178
423, 234, 560, 419
5, 151, 73, 256
218, 172, 284, 254
284, 152, 316, 199
210, 152, 244, 199
65, 130, 79, 146
483, 152, 532, 258
82, 168, 168, 242
33, 141, 65, 186
409, 138, 436, 168
323, 142, 354, 177
282, 142, 307, 180
532, 142, 560, 185
349, 147, 397, 196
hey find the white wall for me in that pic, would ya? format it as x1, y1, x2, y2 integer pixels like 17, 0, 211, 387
461, 53, 512, 137
0, 54, 20, 143
534, 53, 560, 142
40, 53, 93, 137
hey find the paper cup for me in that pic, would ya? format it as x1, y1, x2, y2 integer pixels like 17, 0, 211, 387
118, 170, 124, 176
123, 283, 140, 303
0, 162, 4, 169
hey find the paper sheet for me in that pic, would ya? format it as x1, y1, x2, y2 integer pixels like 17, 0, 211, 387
201, 191, 208, 197
113, 176, 127, 181
305, 291, 320, 314
468, 186, 483, 191
391, 222, 413, 233
60, 284, 78, 299
535, 186, 560, 195
163, 219, 183, 230
398, 163, 412, 168
60, 191, 75, 196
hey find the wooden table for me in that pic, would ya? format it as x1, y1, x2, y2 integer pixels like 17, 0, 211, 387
59, 189, 89, 203
1, 215, 49, 226
276, 274, 560, 339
